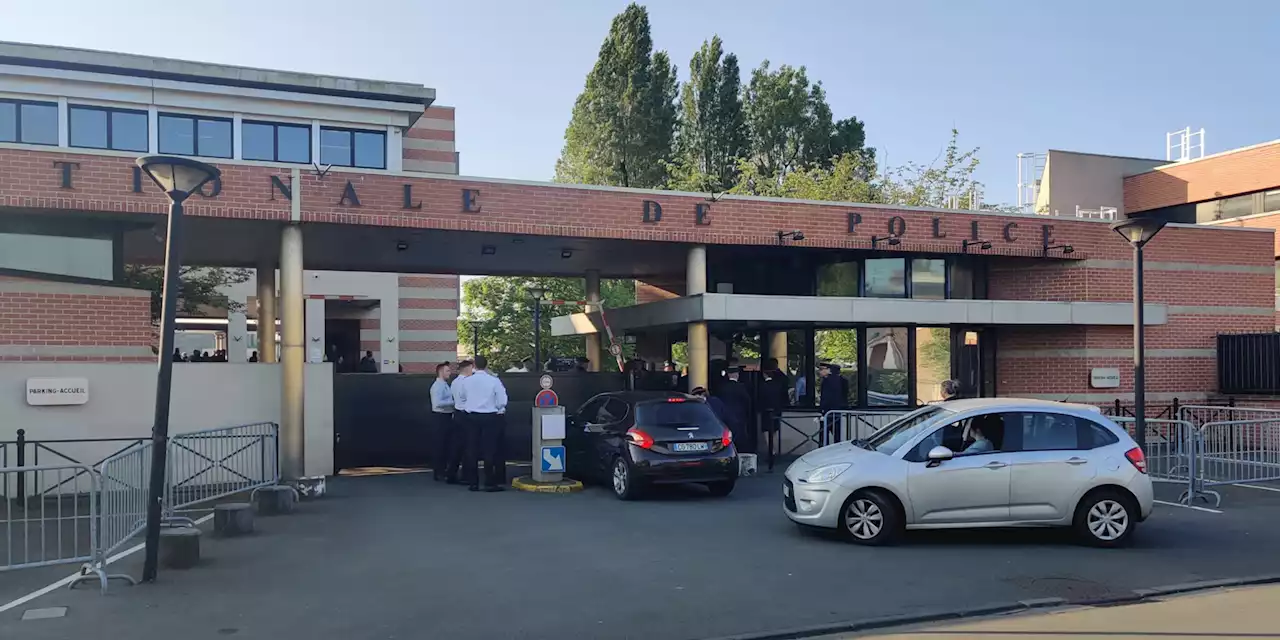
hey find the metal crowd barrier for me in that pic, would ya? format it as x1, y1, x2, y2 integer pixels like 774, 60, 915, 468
1112, 417, 1198, 503
1191, 418, 1280, 507
818, 410, 910, 447
165, 422, 279, 521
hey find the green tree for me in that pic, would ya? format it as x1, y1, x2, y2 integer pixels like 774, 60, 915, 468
121, 265, 251, 322
881, 129, 982, 209
667, 36, 748, 193
741, 61, 867, 187
554, 3, 678, 188
458, 276, 636, 371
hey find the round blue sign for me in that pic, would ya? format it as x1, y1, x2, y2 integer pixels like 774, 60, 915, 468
535, 389, 559, 407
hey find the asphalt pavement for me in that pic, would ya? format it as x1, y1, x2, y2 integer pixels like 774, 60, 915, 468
4, 471, 1280, 640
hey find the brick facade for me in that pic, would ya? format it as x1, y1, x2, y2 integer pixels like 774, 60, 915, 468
1124, 140, 1280, 213
0, 278, 153, 362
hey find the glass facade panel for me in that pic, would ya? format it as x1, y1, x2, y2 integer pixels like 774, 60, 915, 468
817, 262, 860, 296
19, 103, 58, 145
320, 129, 352, 166
866, 327, 909, 406
197, 119, 232, 158
276, 124, 310, 163
69, 107, 108, 148
354, 131, 386, 169
864, 258, 906, 297
111, 111, 148, 151
0, 102, 14, 142
1264, 190, 1280, 214
915, 328, 951, 403
911, 259, 946, 299
158, 115, 195, 155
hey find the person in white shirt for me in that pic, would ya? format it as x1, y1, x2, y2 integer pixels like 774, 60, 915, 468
429, 362, 456, 482
463, 355, 509, 492
448, 360, 474, 485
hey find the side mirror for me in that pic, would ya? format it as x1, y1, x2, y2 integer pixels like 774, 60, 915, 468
926, 446, 954, 467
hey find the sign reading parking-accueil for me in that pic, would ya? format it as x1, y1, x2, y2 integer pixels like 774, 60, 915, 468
26, 378, 90, 406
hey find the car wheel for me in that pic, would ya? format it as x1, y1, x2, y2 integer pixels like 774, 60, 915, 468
611, 456, 641, 501
840, 490, 902, 546
1074, 490, 1137, 548
705, 479, 736, 497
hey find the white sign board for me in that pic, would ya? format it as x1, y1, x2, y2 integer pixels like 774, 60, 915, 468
26, 378, 89, 406
540, 413, 566, 440
1090, 368, 1121, 389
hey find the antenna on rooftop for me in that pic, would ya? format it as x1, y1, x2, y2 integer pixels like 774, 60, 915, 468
1166, 127, 1205, 162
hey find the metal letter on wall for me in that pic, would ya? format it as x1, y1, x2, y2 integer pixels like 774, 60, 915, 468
695, 203, 711, 226
462, 188, 481, 213
932, 217, 947, 238
52, 161, 79, 189
196, 176, 222, 198
1041, 224, 1055, 249
970, 220, 980, 241
403, 184, 423, 210
339, 181, 361, 207
1003, 221, 1018, 242
888, 216, 907, 237
270, 175, 292, 201
847, 212, 862, 234
642, 200, 663, 223
132, 166, 143, 193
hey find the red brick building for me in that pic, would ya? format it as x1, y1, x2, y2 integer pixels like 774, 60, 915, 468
1, 41, 1275, 414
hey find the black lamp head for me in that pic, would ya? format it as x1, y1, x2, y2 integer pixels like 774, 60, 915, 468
136, 155, 220, 201
1110, 216, 1167, 248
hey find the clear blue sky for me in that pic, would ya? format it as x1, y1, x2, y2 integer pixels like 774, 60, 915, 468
2, 0, 1275, 206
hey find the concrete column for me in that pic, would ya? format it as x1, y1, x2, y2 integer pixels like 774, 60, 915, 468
227, 308, 248, 363
279, 224, 306, 482
584, 269, 603, 372
687, 245, 709, 391
255, 264, 277, 363
305, 298, 325, 364
768, 331, 789, 370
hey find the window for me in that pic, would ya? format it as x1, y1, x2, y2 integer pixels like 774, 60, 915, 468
1082, 421, 1119, 449
636, 400, 719, 428
906, 412, 1008, 461
915, 328, 950, 403
817, 261, 860, 296
68, 105, 148, 151
158, 114, 232, 158
595, 398, 630, 425
911, 259, 946, 299
867, 327, 909, 406
1265, 190, 1280, 214
0, 99, 58, 145
864, 258, 906, 297
868, 405, 954, 455
242, 121, 311, 163
319, 127, 386, 169
1015, 412, 1081, 451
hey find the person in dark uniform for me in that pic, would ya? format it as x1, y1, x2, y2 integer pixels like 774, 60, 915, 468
819, 363, 851, 443
758, 358, 790, 469
463, 355, 508, 492
429, 362, 455, 481
714, 366, 752, 442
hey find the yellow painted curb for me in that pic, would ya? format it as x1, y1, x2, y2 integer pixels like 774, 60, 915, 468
511, 475, 584, 494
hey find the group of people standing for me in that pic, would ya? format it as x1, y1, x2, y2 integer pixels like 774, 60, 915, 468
427, 356, 510, 492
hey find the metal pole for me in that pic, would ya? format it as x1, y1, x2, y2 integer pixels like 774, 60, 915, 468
533, 301, 542, 373
142, 196, 185, 583
279, 224, 305, 482
1133, 243, 1147, 452
472, 327, 479, 358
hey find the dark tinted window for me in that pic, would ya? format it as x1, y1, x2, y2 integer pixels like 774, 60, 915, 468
865, 258, 906, 297
1082, 422, 1120, 449
1014, 412, 1081, 451
69, 107, 107, 148
277, 125, 310, 163
354, 131, 386, 169
69, 106, 147, 151
198, 119, 232, 158
159, 114, 231, 158
320, 127, 386, 169
636, 400, 720, 427
911, 259, 946, 299
320, 129, 351, 166
242, 122, 275, 160
243, 121, 311, 163
0, 102, 12, 142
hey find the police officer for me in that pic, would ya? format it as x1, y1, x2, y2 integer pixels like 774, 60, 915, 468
463, 355, 508, 492
429, 361, 455, 482
448, 360, 474, 485
758, 358, 790, 469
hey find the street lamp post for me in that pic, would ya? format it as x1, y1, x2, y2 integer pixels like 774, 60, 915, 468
469, 320, 482, 357
1110, 216, 1167, 454
528, 286, 547, 372
136, 156, 221, 583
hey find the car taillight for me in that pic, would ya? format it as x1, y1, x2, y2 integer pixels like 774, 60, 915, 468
1125, 447, 1147, 474
627, 427, 654, 449
721, 429, 733, 448
666, 397, 686, 403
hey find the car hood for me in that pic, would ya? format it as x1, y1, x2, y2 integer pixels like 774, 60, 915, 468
796, 442, 882, 468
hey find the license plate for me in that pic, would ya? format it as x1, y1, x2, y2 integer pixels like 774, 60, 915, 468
672, 442, 709, 452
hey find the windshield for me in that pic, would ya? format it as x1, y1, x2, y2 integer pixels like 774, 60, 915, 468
865, 405, 955, 455
635, 401, 720, 427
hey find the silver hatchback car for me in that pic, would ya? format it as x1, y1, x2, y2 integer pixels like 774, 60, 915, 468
784, 399, 1154, 547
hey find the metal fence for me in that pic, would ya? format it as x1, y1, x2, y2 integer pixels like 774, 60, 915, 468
1112, 417, 1198, 500
164, 422, 279, 521
818, 410, 912, 447
1192, 418, 1280, 506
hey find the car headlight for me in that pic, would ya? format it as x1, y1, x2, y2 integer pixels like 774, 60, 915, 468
805, 463, 851, 484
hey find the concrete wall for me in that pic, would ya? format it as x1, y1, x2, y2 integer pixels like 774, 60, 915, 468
1035, 150, 1166, 217
0, 362, 334, 476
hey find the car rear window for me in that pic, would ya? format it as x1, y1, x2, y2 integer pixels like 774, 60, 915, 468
636, 401, 720, 427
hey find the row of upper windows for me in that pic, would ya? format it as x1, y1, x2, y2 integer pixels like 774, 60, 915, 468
0, 99, 388, 169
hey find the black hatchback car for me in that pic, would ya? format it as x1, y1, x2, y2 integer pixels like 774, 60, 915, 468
565, 391, 738, 500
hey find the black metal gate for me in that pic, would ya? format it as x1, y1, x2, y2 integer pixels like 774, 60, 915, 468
332, 371, 626, 472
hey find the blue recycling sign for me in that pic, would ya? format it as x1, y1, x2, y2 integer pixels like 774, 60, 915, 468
540, 446, 566, 473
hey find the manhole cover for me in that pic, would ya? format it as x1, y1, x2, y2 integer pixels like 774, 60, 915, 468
1006, 575, 1120, 601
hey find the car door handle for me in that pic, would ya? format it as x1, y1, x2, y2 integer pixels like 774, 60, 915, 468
1065, 457, 1088, 466
983, 461, 1008, 470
